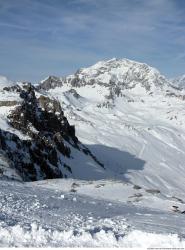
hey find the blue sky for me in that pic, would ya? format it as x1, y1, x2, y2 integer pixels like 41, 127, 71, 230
0, 0, 185, 82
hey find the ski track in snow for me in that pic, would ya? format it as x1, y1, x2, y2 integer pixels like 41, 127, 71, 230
138, 140, 147, 157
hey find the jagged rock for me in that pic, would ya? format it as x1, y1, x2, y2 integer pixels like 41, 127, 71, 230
3, 84, 22, 93
0, 128, 64, 181
0, 83, 77, 180
38, 95, 63, 114
8, 84, 78, 142
37, 76, 63, 90
67, 89, 81, 99
0, 83, 104, 181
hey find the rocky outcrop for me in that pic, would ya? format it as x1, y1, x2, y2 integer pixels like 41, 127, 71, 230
37, 76, 63, 91
8, 84, 78, 142
0, 101, 19, 107
0, 83, 104, 181
0, 129, 63, 181
0, 84, 73, 180
65, 89, 81, 99
3, 84, 22, 93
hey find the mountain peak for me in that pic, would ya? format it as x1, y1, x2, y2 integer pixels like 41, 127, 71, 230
38, 58, 170, 93
38, 75, 63, 91
67, 58, 168, 91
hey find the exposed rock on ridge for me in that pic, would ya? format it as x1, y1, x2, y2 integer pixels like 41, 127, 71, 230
0, 83, 104, 181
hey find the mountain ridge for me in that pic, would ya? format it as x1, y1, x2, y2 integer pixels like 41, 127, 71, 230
38, 58, 171, 92
171, 74, 185, 88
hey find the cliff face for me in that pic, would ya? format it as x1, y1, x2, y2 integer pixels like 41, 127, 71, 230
0, 83, 104, 181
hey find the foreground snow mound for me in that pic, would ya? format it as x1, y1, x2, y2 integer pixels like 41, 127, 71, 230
0, 222, 184, 247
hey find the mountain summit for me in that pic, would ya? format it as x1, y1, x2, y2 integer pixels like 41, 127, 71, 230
39, 58, 169, 92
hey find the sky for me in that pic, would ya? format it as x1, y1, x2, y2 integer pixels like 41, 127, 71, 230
0, 0, 185, 83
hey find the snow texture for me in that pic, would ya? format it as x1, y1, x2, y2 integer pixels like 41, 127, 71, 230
0, 179, 185, 247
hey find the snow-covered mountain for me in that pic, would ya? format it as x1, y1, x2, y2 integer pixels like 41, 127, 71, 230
39, 58, 170, 91
171, 74, 185, 88
1, 58, 185, 246
37, 58, 185, 208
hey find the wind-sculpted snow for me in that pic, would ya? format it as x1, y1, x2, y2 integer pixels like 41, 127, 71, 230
1, 223, 185, 247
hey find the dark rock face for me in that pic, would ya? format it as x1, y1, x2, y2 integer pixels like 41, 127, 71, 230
66, 89, 81, 99
8, 84, 78, 143
0, 84, 77, 181
0, 129, 63, 181
3, 84, 22, 93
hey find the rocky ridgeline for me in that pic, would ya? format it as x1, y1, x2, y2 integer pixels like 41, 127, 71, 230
0, 83, 104, 181
37, 58, 185, 108
38, 58, 169, 92
37, 76, 63, 91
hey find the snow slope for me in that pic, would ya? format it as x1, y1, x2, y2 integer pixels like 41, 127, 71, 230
1, 179, 185, 247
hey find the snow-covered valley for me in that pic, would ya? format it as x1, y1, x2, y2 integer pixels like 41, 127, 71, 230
1, 58, 185, 247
